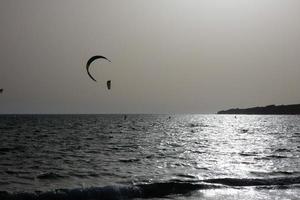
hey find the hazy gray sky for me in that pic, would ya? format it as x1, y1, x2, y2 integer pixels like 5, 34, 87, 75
1, 0, 300, 114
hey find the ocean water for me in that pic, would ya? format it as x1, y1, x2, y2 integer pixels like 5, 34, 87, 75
0, 114, 300, 200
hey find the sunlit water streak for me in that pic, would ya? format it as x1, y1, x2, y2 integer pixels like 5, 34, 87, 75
0, 114, 299, 199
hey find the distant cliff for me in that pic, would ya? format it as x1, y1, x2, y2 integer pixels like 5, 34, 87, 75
217, 104, 300, 115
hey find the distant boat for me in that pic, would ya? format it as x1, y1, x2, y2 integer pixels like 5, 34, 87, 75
0, 88, 3, 93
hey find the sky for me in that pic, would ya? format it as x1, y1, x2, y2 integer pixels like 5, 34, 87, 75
1, 0, 300, 114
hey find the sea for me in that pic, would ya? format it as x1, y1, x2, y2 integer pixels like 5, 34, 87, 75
0, 114, 299, 200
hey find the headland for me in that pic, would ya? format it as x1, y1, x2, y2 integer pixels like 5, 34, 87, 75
217, 104, 300, 115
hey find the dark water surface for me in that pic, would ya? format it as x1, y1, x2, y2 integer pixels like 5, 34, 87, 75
0, 115, 300, 199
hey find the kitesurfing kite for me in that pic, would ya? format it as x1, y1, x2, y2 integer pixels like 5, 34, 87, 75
86, 55, 112, 90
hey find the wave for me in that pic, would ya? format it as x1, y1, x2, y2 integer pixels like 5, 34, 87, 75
239, 152, 257, 157
119, 158, 140, 163
250, 170, 300, 177
187, 122, 209, 128
203, 176, 300, 186
36, 172, 66, 180
274, 148, 290, 152
0, 146, 25, 153
255, 155, 289, 160
1, 177, 300, 200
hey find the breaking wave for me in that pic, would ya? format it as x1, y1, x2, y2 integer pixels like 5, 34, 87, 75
1, 176, 300, 200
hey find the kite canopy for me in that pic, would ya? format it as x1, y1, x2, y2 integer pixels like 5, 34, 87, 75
86, 55, 111, 82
